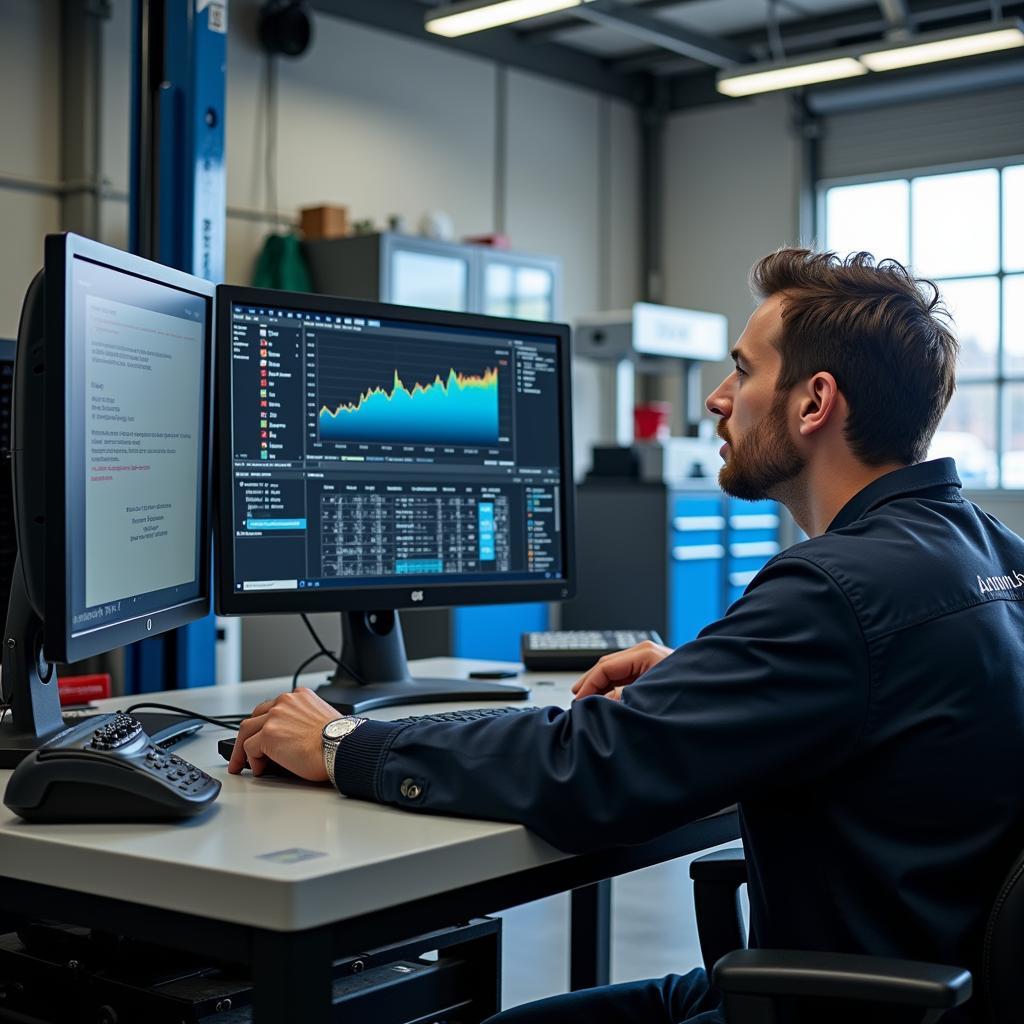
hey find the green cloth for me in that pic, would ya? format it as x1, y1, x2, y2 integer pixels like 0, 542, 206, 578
252, 232, 313, 292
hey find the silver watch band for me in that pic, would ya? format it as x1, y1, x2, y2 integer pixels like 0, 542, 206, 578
324, 737, 339, 786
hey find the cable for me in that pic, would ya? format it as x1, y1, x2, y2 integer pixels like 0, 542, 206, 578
124, 702, 246, 732
300, 613, 338, 663
299, 614, 366, 686
264, 52, 279, 226
291, 649, 331, 693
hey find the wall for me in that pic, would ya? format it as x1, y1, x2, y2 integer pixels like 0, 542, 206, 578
661, 94, 802, 406
0, 0, 62, 339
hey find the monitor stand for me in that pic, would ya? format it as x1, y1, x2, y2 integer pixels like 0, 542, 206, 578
0, 566, 65, 767
314, 610, 529, 715
0, 561, 205, 768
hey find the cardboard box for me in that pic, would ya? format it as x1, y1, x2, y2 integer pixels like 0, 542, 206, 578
300, 205, 349, 241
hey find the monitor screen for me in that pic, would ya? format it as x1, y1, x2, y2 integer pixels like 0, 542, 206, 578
216, 292, 574, 613
19, 235, 216, 664
67, 256, 208, 640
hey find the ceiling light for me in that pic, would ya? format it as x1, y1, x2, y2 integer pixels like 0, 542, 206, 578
860, 20, 1024, 71
425, 0, 593, 38
716, 56, 867, 97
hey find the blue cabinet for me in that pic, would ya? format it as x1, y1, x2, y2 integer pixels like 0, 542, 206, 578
726, 499, 781, 609
668, 495, 725, 646
669, 493, 778, 644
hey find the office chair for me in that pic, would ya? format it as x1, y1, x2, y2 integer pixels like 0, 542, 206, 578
689, 844, 1024, 1023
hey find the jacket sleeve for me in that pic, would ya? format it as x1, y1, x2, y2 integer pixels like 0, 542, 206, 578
333, 554, 872, 854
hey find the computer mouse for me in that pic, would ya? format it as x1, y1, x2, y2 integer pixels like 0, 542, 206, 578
217, 737, 299, 778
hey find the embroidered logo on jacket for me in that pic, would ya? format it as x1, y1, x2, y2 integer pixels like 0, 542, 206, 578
978, 570, 1024, 595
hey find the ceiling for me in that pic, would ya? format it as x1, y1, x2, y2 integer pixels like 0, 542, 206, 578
516, 0, 872, 60
315, 0, 1024, 110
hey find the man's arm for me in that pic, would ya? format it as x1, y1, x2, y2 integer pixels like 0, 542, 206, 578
327, 555, 872, 853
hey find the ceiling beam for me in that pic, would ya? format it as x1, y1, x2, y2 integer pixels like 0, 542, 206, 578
610, 0, 1017, 75
518, 0, 701, 46
308, 0, 651, 104
571, 0, 750, 69
877, 0, 915, 30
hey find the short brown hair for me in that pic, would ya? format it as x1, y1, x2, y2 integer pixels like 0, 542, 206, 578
751, 248, 958, 466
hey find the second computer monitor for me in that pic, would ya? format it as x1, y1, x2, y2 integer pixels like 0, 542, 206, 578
215, 288, 574, 710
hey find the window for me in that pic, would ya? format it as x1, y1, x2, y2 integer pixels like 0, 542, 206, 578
821, 161, 1024, 489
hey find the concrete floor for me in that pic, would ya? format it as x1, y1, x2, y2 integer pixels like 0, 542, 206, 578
496, 840, 744, 1012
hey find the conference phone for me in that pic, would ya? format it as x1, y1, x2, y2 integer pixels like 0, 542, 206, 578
4, 713, 221, 822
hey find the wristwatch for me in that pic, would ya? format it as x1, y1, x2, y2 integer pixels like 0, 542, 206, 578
322, 716, 366, 785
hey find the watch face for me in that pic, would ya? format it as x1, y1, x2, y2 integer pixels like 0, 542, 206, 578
324, 717, 360, 741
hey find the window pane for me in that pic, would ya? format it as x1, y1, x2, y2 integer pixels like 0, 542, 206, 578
1003, 274, 1024, 376
1002, 384, 1024, 488
1005, 165, 1024, 272
929, 383, 997, 489
825, 180, 909, 264
390, 250, 468, 312
911, 169, 999, 278
484, 263, 515, 318
514, 266, 554, 321
936, 277, 998, 379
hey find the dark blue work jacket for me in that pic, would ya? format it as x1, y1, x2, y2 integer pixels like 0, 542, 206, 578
337, 459, 1024, 1006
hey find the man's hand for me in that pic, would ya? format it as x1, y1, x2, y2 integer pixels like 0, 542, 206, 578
227, 688, 340, 781
571, 641, 673, 701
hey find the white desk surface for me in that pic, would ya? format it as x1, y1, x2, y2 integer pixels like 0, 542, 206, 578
0, 659, 584, 932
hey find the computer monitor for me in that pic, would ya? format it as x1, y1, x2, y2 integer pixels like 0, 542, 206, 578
0, 233, 216, 765
215, 287, 575, 712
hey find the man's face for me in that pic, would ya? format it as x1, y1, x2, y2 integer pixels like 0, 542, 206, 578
705, 294, 805, 501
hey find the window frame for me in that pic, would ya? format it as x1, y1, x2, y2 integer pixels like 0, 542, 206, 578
817, 153, 1024, 495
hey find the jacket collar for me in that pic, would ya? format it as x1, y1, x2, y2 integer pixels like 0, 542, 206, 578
826, 458, 962, 533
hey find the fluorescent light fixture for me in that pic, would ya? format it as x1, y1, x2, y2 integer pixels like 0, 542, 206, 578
717, 56, 866, 97
425, 0, 593, 38
860, 20, 1024, 71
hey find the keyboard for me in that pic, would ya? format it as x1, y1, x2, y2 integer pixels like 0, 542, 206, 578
389, 706, 530, 726
217, 708, 532, 772
521, 629, 664, 671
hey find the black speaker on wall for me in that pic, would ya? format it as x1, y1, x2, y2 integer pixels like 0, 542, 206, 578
259, 0, 314, 57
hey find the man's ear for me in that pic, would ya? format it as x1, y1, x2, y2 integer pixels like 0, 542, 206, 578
797, 372, 840, 438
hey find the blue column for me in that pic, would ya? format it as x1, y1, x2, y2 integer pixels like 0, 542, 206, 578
128, 0, 226, 691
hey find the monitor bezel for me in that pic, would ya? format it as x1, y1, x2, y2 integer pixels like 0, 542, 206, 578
43, 233, 216, 664
214, 285, 577, 616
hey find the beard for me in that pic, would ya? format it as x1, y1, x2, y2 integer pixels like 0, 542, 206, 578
718, 392, 805, 501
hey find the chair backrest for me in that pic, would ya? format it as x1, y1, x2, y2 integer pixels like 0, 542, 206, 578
982, 846, 1024, 1023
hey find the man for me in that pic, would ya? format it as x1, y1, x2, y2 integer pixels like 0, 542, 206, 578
229, 250, 1024, 1023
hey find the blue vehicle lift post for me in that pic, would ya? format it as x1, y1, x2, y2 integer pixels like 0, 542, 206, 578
127, 0, 226, 691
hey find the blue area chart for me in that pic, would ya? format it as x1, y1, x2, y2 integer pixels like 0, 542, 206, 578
319, 367, 499, 445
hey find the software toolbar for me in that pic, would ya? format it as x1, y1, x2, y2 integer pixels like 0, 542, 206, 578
227, 305, 565, 591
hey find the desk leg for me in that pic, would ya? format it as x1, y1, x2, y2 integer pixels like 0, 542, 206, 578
569, 880, 611, 991
253, 925, 334, 1023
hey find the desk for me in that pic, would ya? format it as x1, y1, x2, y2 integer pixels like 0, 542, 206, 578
0, 659, 740, 1022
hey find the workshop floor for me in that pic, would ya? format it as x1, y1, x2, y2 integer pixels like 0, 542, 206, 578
496, 840, 743, 1012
